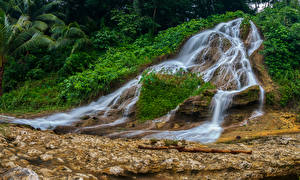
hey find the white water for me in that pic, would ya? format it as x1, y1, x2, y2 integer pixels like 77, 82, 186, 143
147, 18, 264, 143
0, 18, 264, 143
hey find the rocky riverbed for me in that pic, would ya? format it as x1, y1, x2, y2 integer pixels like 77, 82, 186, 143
0, 125, 299, 179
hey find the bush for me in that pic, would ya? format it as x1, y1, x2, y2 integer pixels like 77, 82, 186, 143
136, 71, 205, 121
58, 52, 97, 77
92, 28, 125, 50
254, 2, 300, 106
0, 75, 71, 115
3, 48, 69, 93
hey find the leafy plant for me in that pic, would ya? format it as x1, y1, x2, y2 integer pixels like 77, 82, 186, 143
137, 71, 204, 121
0, 9, 53, 96
254, 1, 300, 106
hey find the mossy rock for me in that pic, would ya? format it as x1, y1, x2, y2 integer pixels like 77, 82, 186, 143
232, 85, 260, 107
240, 18, 251, 41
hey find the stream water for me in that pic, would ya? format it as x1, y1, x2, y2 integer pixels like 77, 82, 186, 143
0, 18, 264, 143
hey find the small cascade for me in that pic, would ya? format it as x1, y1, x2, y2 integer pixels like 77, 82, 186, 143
0, 18, 264, 143
146, 18, 265, 142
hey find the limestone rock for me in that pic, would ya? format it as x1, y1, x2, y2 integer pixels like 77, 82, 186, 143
1, 167, 39, 180
53, 126, 76, 134
174, 89, 216, 122
40, 154, 53, 161
80, 115, 90, 120
232, 85, 260, 107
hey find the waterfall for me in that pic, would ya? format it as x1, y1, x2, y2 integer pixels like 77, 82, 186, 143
0, 18, 264, 143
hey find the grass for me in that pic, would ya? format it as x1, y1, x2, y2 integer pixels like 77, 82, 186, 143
0, 74, 73, 116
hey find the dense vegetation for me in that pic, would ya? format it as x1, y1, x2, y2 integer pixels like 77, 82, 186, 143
0, 0, 299, 117
253, 1, 300, 107
137, 71, 213, 121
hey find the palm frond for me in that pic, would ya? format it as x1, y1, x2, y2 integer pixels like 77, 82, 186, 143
36, 13, 64, 24
12, 33, 41, 55
50, 24, 66, 39
67, 27, 86, 38
34, 0, 62, 15
32, 20, 48, 31
71, 38, 91, 54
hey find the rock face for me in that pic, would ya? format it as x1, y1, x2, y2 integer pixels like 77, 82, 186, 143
0, 126, 299, 179
232, 85, 260, 107
1, 167, 39, 180
174, 89, 216, 122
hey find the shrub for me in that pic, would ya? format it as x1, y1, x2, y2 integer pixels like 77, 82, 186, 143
0, 75, 71, 115
58, 52, 97, 77
136, 71, 204, 121
254, 2, 300, 106
91, 28, 125, 50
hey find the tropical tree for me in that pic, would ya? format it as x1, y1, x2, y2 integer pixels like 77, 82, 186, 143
50, 22, 91, 54
0, 9, 53, 96
0, 0, 63, 32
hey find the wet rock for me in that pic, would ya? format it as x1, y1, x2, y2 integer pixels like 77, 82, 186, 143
174, 89, 216, 122
80, 115, 90, 120
113, 86, 137, 108
232, 85, 260, 107
53, 126, 76, 134
1, 167, 39, 180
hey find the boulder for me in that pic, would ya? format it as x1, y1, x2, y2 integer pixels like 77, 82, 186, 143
112, 86, 137, 108
174, 89, 216, 122
80, 115, 90, 120
231, 85, 260, 107
53, 126, 76, 135
1, 167, 39, 180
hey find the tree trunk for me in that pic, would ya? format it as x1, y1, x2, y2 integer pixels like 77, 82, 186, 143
152, 7, 157, 33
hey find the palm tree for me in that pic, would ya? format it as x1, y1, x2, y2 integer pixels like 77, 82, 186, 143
0, 9, 53, 96
51, 22, 91, 54
0, 0, 64, 32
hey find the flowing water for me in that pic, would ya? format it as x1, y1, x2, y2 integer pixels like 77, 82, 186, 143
0, 18, 264, 143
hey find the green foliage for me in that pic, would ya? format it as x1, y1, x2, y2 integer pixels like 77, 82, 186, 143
0, 75, 72, 115
60, 11, 246, 104
51, 22, 91, 54
91, 28, 125, 50
137, 71, 203, 121
111, 8, 156, 39
254, 1, 300, 106
3, 48, 68, 92
58, 52, 97, 77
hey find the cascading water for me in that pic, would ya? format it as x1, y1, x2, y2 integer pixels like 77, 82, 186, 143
0, 18, 264, 143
